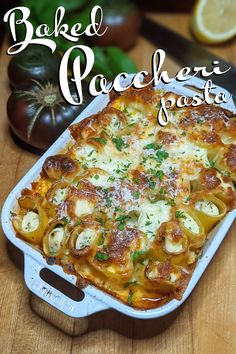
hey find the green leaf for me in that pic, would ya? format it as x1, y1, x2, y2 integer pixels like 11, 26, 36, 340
106, 47, 138, 76
92, 46, 114, 79
58, 0, 87, 12
67, 0, 104, 30
8, 10, 38, 42
23, 0, 87, 18
53, 36, 86, 64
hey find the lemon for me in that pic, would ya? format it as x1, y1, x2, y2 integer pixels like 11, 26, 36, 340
191, 0, 236, 44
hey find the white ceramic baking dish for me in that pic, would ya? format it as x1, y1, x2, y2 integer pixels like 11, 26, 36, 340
1, 75, 236, 319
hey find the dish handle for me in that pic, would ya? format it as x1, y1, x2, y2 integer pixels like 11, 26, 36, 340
24, 254, 109, 318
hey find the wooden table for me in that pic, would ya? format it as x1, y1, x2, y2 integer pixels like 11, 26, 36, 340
0, 14, 235, 354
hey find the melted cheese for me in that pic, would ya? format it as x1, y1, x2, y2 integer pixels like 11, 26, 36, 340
168, 140, 208, 164
75, 141, 138, 175
107, 114, 123, 133
75, 199, 95, 217
195, 200, 219, 216
86, 172, 112, 188
148, 267, 159, 279
170, 272, 180, 283
138, 200, 171, 238
22, 211, 39, 232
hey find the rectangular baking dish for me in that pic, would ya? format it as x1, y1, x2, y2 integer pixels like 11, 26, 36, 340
1, 75, 236, 319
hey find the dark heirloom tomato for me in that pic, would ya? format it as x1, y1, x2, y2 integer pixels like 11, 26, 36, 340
8, 45, 61, 87
91, 1, 141, 50
7, 79, 87, 150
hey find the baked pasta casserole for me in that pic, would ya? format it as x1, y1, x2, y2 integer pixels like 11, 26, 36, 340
12, 78, 236, 309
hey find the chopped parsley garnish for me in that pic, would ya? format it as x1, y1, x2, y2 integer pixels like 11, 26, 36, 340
95, 137, 107, 145
103, 188, 112, 208
102, 129, 110, 137
175, 210, 186, 219
155, 170, 164, 180
74, 218, 82, 226
97, 236, 105, 246
61, 216, 70, 225
124, 280, 138, 288
198, 252, 203, 259
165, 198, 176, 207
159, 187, 165, 195
116, 215, 130, 230
224, 171, 231, 177
145, 143, 169, 164
96, 217, 106, 227
184, 196, 191, 203
149, 179, 156, 190
114, 206, 123, 213
112, 137, 129, 151
108, 176, 115, 182
132, 191, 140, 199
122, 107, 132, 117
208, 159, 215, 168
127, 290, 133, 306
131, 250, 146, 262
155, 149, 169, 164
88, 150, 94, 157
103, 244, 109, 252
145, 142, 161, 150
133, 178, 140, 184
145, 220, 152, 226
95, 252, 110, 261
197, 117, 204, 125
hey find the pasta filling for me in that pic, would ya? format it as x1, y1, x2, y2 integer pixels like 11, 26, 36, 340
195, 200, 219, 216
75, 228, 96, 250
51, 188, 68, 205
48, 226, 65, 254
164, 237, 185, 254
138, 200, 171, 238
181, 212, 200, 234
22, 211, 39, 232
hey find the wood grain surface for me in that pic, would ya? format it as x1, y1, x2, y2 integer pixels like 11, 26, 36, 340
0, 14, 235, 354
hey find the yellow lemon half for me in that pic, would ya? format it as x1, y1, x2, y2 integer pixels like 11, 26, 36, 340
191, 0, 236, 44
